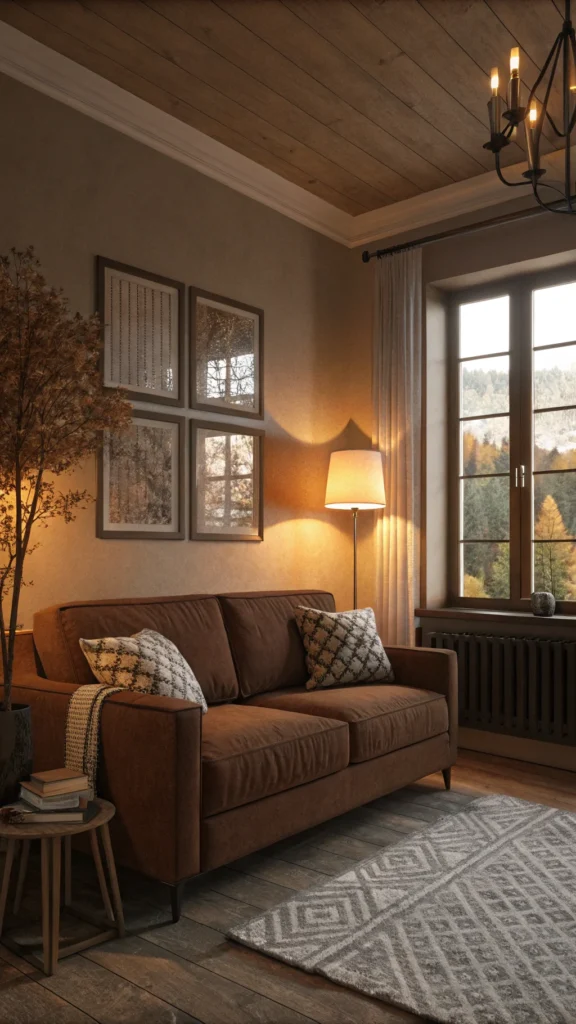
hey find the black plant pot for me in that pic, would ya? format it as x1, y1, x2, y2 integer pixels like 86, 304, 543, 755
0, 705, 33, 805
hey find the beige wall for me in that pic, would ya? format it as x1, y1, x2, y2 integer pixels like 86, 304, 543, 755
6, 69, 570, 628
0, 72, 371, 626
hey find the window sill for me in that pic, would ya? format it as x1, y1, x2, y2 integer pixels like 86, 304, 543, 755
416, 607, 576, 627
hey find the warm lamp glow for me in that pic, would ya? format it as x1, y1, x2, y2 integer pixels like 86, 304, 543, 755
510, 47, 520, 73
529, 102, 538, 124
490, 67, 499, 94
325, 450, 386, 511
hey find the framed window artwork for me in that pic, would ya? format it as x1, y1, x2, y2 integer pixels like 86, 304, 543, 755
98, 410, 185, 540
98, 257, 185, 407
190, 288, 263, 419
191, 421, 264, 541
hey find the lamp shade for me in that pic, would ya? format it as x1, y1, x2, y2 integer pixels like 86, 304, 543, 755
325, 450, 386, 510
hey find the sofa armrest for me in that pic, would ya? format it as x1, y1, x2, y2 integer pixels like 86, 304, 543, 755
385, 646, 458, 761
12, 674, 202, 884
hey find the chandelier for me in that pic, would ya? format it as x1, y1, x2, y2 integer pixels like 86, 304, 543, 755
485, 0, 576, 213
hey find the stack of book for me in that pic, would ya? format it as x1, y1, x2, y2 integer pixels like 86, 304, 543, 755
9, 768, 96, 823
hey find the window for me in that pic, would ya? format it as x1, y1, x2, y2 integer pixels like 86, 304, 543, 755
450, 270, 576, 611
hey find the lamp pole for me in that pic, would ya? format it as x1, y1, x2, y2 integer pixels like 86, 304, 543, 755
352, 508, 359, 610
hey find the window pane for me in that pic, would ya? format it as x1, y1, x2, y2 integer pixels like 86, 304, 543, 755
462, 542, 509, 598
463, 477, 509, 539
533, 282, 576, 348
534, 480, 576, 539
230, 477, 255, 527
461, 356, 509, 417
460, 296, 509, 358
534, 344, 576, 409
461, 417, 510, 475
533, 542, 576, 598
534, 408, 576, 469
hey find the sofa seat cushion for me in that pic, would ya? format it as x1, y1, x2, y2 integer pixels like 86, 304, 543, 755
201, 705, 349, 817
247, 685, 448, 764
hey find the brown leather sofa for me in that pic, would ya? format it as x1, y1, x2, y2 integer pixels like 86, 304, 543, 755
11, 589, 457, 921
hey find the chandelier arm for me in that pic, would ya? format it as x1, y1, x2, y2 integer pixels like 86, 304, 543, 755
562, 28, 574, 210
568, 30, 576, 134
495, 152, 530, 187
537, 38, 566, 137
526, 31, 564, 112
534, 179, 571, 198
531, 180, 569, 211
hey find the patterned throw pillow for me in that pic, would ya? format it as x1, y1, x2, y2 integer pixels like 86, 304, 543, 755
294, 606, 394, 691
79, 629, 207, 713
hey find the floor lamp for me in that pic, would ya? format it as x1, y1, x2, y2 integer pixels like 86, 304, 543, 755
325, 450, 386, 609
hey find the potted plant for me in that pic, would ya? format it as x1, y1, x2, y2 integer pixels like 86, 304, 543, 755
0, 249, 131, 803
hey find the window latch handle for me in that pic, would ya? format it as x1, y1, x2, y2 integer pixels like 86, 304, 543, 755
514, 466, 526, 488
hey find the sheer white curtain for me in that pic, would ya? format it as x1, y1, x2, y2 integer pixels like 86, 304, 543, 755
372, 248, 422, 646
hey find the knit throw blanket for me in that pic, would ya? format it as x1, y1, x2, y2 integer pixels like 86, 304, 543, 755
65, 684, 122, 790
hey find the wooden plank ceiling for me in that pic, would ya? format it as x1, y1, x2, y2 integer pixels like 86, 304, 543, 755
0, 0, 565, 215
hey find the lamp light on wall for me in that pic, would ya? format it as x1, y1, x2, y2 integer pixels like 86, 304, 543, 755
325, 450, 386, 609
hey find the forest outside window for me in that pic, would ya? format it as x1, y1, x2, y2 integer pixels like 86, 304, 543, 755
450, 270, 576, 612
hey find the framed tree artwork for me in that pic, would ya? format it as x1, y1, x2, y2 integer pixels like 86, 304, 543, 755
97, 257, 185, 407
98, 411, 185, 540
190, 288, 263, 419
191, 421, 264, 541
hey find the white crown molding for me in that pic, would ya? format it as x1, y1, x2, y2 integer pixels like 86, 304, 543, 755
0, 20, 565, 250
0, 22, 351, 244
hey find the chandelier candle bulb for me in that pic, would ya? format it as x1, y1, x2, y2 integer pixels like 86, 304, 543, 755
509, 47, 520, 111
526, 102, 538, 166
489, 67, 501, 133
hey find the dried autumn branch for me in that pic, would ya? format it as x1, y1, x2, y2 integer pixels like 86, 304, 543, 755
0, 248, 132, 710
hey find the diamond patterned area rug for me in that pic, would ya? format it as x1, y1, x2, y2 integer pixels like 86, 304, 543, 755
229, 796, 576, 1024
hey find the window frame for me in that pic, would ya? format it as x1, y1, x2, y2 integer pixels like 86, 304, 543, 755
448, 263, 576, 615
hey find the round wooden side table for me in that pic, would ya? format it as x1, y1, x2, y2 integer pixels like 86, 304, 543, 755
0, 797, 125, 975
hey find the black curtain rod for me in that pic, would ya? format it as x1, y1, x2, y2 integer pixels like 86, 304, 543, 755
360, 202, 548, 262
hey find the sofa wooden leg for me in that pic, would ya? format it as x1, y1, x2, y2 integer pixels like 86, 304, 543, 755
442, 768, 452, 791
170, 881, 185, 923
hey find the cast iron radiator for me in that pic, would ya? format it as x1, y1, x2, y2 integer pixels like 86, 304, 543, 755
429, 632, 576, 744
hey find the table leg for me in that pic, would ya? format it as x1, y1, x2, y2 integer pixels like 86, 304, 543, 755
0, 839, 16, 937
49, 837, 61, 976
99, 823, 125, 938
64, 836, 72, 907
13, 839, 30, 914
89, 829, 114, 924
40, 838, 52, 975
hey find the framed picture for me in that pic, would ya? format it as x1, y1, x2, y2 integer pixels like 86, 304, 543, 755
97, 257, 185, 407
190, 288, 263, 418
98, 411, 185, 540
191, 421, 264, 542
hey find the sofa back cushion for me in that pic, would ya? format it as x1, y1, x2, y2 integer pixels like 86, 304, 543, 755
33, 595, 238, 704
218, 590, 335, 698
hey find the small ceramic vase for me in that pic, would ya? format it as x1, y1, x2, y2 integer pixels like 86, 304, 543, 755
530, 591, 556, 616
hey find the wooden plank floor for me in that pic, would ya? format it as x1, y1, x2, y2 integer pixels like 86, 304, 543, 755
0, 749, 575, 1024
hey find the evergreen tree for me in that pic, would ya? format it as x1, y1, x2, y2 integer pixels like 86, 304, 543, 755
487, 543, 509, 598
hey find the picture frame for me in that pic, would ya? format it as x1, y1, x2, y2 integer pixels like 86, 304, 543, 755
98, 410, 185, 540
191, 420, 264, 542
97, 257, 185, 407
190, 287, 264, 419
